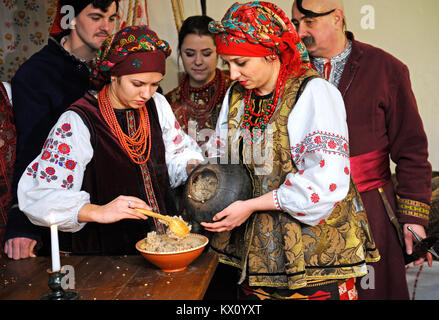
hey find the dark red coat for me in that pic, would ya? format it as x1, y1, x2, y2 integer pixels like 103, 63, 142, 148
337, 32, 432, 299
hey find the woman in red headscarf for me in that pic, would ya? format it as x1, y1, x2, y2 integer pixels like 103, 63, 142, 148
16, 25, 203, 255
200, 2, 379, 300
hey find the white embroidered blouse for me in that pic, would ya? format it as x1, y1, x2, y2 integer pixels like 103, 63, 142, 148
17, 93, 204, 232
213, 78, 351, 226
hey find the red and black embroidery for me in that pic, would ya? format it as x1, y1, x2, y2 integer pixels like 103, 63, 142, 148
26, 162, 39, 178
55, 123, 73, 139
291, 131, 349, 164
26, 122, 77, 185
39, 138, 77, 171
40, 166, 58, 183
61, 175, 74, 189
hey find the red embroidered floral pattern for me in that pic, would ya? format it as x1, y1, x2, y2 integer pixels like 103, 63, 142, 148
173, 134, 183, 145
329, 184, 337, 192
27, 121, 77, 186
311, 193, 320, 203
61, 175, 74, 189
39, 166, 58, 183
65, 160, 76, 170
55, 123, 73, 139
38, 123, 77, 171
291, 131, 349, 164
26, 162, 39, 178
41, 150, 51, 160
39, 142, 77, 171
58, 143, 71, 155
344, 167, 350, 175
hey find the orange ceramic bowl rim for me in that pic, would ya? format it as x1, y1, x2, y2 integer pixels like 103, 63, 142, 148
135, 233, 209, 272
135, 233, 209, 255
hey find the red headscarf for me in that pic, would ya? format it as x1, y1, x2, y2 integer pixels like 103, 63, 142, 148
209, 1, 312, 77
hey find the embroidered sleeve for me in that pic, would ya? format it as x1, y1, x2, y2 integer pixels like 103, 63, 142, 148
153, 93, 204, 188
276, 78, 350, 226
17, 111, 93, 232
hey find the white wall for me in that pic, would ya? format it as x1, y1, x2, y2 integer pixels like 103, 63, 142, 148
147, 0, 438, 171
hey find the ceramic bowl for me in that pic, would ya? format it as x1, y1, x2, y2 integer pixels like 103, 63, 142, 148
135, 233, 209, 272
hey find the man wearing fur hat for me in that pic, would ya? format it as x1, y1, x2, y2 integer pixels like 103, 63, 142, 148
3, 0, 119, 260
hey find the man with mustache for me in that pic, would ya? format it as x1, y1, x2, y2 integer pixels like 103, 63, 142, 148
291, 0, 432, 300
3, 0, 119, 260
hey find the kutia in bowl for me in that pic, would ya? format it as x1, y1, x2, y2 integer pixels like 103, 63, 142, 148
136, 229, 209, 273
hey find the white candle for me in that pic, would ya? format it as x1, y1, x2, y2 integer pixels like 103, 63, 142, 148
50, 222, 61, 272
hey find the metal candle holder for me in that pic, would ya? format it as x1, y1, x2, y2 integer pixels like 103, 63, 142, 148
40, 269, 79, 300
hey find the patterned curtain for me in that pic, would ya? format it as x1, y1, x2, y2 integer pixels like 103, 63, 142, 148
0, 0, 58, 82
0, 0, 149, 82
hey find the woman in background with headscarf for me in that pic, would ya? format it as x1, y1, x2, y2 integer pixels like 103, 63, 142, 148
16, 25, 203, 255
201, 2, 379, 300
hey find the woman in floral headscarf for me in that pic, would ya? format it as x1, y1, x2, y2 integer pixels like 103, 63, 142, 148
17, 25, 203, 255
201, 2, 379, 300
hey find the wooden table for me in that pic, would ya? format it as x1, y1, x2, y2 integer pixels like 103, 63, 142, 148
0, 249, 218, 300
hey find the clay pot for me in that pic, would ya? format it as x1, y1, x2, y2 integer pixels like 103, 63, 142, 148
183, 163, 252, 223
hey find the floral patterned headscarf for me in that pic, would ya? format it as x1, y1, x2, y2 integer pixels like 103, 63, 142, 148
209, 1, 312, 76
91, 25, 171, 90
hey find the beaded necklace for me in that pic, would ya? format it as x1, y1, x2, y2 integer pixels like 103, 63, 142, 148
179, 68, 226, 127
241, 65, 288, 144
98, 85, 151, 165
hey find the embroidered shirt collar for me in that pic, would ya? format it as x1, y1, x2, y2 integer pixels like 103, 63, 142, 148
312, 40, 352, 87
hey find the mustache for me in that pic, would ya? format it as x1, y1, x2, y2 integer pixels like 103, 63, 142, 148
95, 32, 110, 37
301, 36, 315, 47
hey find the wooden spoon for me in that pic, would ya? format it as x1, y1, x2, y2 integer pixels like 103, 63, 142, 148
134, 208, 190, 238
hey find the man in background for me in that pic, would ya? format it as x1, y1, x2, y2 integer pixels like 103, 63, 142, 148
291, 0, 432, 299
3, 0, 119, 260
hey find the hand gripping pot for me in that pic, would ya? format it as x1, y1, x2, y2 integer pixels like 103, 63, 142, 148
183, 163, 253, 223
